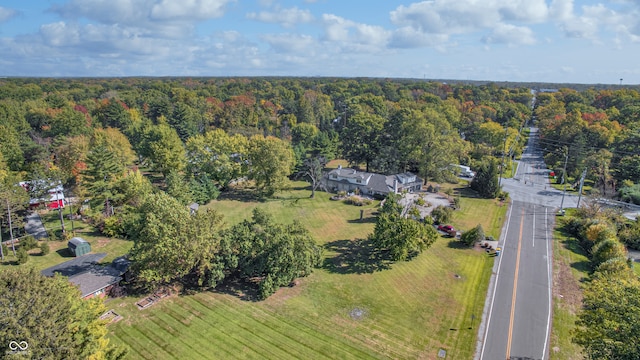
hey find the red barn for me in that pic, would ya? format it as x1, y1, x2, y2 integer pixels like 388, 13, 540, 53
19, 181, 65, 209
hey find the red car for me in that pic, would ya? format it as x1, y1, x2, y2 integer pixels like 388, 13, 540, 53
438, 225, 455, 234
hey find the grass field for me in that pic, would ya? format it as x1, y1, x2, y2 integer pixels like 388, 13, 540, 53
107, 181, 501, 359
549, 212, 588, 360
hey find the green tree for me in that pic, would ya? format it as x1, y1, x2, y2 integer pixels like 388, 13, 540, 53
185, 129, 249, 188
129, 192, 226, 289
340, 113, 384, 172
573, 276, 640, 360
16, 246, 29, 264
0, 125, 24, 171
83, 145, 121, 216
247, 135, 295, 197
460, 224, 485, 247
225, 208, 323, 299
139, 123, 186, 177
471, 158, 500, 198
0, 267, 128, 359
369, 193, 438, 261
165, 170, 194, 206
91, 127, 136, 169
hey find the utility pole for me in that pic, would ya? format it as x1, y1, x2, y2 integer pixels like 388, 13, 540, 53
559, 147, 569, 214
576, 168, 587, 208
68, 196, 75, 233
56, 190, 65, 234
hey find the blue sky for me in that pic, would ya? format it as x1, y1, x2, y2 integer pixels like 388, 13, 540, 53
1, 0, 639, 84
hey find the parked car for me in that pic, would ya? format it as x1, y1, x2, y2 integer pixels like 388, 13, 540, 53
437, 224, 456, 236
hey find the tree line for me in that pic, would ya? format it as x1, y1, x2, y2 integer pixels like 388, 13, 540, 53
563, 204, 640, 359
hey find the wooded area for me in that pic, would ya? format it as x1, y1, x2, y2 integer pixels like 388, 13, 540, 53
1, 77, 640, 358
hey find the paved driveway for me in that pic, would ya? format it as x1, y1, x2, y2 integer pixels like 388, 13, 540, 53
25, 212, 48, 240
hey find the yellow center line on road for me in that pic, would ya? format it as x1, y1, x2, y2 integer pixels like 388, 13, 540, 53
506, 208, 525, 359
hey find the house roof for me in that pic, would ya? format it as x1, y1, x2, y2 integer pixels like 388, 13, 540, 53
41, 253, 107, 277
41, 253, 130, 298
367, 174, 393, 194
327, 168, 371, 181
68, 266, 123, 298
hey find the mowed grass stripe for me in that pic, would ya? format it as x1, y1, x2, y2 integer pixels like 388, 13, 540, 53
112, 324, 163, 360
158, 302, 259, 359
183, 295, 303, 359
146, 310, 217, 359
187, 294, 329, 359
197, 293, 375, 360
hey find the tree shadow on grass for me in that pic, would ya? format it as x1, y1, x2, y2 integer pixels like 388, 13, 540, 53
211, 276, 260, 302
323, 239, 392, 274
446, 240, 470, 249
570, 260, 592, 275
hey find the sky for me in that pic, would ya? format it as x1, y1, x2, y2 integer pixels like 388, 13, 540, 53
1, 0, 640, 84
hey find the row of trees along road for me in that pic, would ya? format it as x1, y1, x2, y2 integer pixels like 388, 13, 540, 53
564, 203, 640, 359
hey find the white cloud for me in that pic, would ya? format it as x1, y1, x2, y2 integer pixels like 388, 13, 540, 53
0, 6, 17, 23
261, 33, 314, 53
150, 0, 229, 21
246, 7, 314, 27
388, 0, 550, 48
321, 14, 390, 48
482, 24, 536, 45
50, 0, 231, 29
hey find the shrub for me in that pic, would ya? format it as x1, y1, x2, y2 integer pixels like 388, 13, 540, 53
415, 197, 426, 206
39, 242, 50, 256
453, 196, 461, 209
460, 224, 485, 247
20, 236, 37, 251
47, 229, 59, 241
16, 247, 29, 264
103, 215, 125, 238
1, 243, 8, 258
591, 239, 626, 269
431, 205, 453, 224
343, 196, 372, 206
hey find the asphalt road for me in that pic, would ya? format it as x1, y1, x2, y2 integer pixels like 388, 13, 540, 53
479, 128, 556, 360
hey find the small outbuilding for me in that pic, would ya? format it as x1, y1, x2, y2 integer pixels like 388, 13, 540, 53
68, 237, 91, 257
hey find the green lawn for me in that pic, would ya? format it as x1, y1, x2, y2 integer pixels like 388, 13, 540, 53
549, 213, 589, 360
108, 182, 501, 359
450, 187, 509, 239
1, 209, 133, 270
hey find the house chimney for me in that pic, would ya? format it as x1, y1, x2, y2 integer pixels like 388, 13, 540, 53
394, 179, 398, 194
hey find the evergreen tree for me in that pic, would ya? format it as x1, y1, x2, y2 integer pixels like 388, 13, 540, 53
471, 158, 500, 198
83, 145, 121, 215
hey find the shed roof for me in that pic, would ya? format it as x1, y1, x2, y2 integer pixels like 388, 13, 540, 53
41, 253, 107, 277
68, 237, 89, 247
